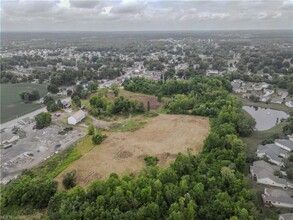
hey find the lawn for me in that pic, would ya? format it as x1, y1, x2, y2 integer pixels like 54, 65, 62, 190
0, 83, 48, 123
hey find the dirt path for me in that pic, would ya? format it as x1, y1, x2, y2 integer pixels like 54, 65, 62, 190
56, 114, 210, 187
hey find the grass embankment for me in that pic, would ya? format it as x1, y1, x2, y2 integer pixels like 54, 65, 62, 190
33, 135, 94, 179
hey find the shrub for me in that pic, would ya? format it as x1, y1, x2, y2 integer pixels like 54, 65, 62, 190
88, 124, 95, 135
144, 156, 159, 166
62, 170, 77, 190
92, 131, 105, 145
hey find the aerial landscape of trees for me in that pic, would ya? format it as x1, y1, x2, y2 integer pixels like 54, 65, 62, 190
1, 76, 258, 219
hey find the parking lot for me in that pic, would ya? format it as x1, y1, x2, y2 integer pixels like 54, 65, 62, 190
0, 121, 84, 184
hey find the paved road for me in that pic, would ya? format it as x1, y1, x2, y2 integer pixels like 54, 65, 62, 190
0, 97, 71, 130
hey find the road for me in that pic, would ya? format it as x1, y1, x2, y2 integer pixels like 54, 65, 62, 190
0, 97, 71, 130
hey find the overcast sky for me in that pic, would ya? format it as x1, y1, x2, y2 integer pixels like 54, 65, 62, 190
1, 0, 292, 32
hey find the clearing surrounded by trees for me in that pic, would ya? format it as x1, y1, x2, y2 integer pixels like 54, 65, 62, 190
56, 114, 210, 187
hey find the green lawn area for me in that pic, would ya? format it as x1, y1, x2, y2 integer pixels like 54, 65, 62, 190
0, 83, 48, 123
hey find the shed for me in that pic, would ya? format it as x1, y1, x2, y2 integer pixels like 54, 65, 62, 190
68, 110, 86, 125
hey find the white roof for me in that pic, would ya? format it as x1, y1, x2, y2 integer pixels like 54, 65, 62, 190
71, 110, 86, 121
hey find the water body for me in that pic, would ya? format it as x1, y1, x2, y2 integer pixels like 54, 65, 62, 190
242, 106, 289, 131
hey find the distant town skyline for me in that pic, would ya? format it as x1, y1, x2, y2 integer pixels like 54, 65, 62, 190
1, 0, 293, 32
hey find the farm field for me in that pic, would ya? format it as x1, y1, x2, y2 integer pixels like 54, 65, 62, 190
0, 83, 47, 123
56, 114, 210, 187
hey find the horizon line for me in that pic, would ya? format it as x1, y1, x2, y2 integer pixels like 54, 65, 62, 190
1, 29, 293, 33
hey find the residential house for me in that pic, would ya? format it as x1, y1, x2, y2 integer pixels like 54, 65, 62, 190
271, 98, 283, 104
262, 188, 293, 208
250, 160, 287, 188
275, 139, 293, 152
259, 96, 270, 103
256, 144, 288, 166
279, 213, 293, 220
206, 70, 221, 76
68, 110, 86, 125
285, 101, 293, 108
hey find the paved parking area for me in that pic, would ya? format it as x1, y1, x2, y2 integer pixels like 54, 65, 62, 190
0, 122, 84, 184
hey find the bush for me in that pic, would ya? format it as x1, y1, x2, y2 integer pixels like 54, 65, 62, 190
88, 124, 95, 135
92, 131, 105, 145
144, 156, 159, 166
62, 170, 77, 190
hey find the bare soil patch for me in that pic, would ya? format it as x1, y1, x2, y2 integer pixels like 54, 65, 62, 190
56, 114, 210, 187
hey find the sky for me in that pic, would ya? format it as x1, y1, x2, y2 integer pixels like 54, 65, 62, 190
1, 0, 293, 32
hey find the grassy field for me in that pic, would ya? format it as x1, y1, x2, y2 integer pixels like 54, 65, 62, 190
0, 83, 48, 123
55, 114, 210, 187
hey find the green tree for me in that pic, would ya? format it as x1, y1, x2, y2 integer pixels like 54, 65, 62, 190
72, 96, 81, 108
111, 83, 120, 97
47, 84, 59, 94
88, 124, 95, 135
35, 112, 52, 129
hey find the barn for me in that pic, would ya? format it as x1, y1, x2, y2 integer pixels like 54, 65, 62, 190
68, 110, 86, 125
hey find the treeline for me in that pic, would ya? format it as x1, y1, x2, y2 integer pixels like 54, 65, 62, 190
123, 77, 254, 136
19, 90, 40, 103
1, 77, 259, 219
44, 79, 257, 219
89, 92, 145, 117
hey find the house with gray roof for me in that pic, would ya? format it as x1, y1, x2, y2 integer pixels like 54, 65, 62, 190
271, 98, 283, 104
262, 188, 293, 208
275, 139, 293, 152
250, 160, 287, 188
279, 213, 293, 220
256, 144, 288, 166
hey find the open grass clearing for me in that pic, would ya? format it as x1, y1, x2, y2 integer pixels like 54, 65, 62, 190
0, 83, 48, 123
55, 114, 210, 187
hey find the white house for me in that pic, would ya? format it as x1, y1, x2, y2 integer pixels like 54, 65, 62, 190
250, 160, 287, 188
68, 110, 86, 125
285, 101, 293, 108
256, 144, 288, 166
279, 213, 293, 220
275, 139, 293, 152
262, 188, 293, 208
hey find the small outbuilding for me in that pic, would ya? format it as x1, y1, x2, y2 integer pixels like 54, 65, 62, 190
67, 110, 86, 125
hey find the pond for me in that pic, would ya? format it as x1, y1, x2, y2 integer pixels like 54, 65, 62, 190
242, 106, 289, 131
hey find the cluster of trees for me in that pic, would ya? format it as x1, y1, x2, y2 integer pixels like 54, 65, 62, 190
89, 93, 145, 117
1, 76, 261, 219
19, 90, 40, 103
124, 77, 255, 136
44, 87, 257, 219
44, 97, 63, 113
283, 115, 293, 135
